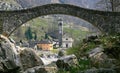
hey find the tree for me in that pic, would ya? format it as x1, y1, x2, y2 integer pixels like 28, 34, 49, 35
25, 27, 33, 40
33, 32, 37, 40
45, 33, 48, 39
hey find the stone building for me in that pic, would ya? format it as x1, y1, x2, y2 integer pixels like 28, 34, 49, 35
62, 36, 74, 48
47, 17, 74, 49
36, 40, 53, 51
53, 36, 74, 49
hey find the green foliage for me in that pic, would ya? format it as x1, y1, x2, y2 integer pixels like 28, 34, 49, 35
25, 17, 55, 40
25, 27, 33, 40
64, 28, 89, 43
67, 41, 97, 58
58, 50, 66, 57
58, 34, 120, 73
45, 33, 48, 39
64, 40, 97, 72
57, 58, 91, 73
100, 34, 120, 61
33, 32, 37, 40
57, 69, 68, 73
78, 58, 91, 70
67, 34, 120, 60
51, 49, 59, 54
12, 16, 90, 43
100, 35, 120, 48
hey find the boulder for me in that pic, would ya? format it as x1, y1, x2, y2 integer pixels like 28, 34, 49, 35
87, 47, 116, 68
58, 50, 66, 57
87, 47, 104, 58
35, 66, 57, 73
20, 49, 44, 70
56, 54, 78, 71
0, 35, 21, 73
24, 66, 57, 73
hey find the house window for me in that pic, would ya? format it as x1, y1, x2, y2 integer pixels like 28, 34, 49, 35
66, 44, 68, 48
66, 38, 68, 40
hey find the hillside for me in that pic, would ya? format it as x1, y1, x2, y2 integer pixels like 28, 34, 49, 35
15, 0, 96, 9
16, 0, 51, 8
12, 15, 90, 44
0, 0, 22, 10
15, 0, 102, 10
0, 0, 21, 7
0, 0, 17, 4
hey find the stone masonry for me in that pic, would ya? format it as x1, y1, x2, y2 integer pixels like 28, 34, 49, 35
0, 4, 119, 36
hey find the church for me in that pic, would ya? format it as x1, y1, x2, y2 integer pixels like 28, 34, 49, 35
46, 18, 74, 49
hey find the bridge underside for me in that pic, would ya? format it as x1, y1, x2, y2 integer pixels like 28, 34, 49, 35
0, 4, 119, 36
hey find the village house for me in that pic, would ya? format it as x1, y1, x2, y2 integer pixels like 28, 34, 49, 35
36, 40, 53, 51
62, 36, 74, 48
52, 36, 74, 49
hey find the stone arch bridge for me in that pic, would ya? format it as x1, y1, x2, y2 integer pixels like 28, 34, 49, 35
0, 4, 120, 36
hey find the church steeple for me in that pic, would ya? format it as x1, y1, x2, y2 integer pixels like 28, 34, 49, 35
58, 18, 63, 47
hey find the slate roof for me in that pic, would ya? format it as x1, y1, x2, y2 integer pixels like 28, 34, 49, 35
39, 40, 52, 44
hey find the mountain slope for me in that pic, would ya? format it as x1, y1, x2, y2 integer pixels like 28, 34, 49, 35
16, 0, 51, 8
0, 0, 21, 10
16, 0, 91, 8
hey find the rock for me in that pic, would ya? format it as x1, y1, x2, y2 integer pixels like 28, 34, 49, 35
40, 57, 58, 65
58, 50, 66, 57
87, 47, 104, 58
56, 54, 78, 71
35, 66, 57, 73
87, 47, 116, 68
24, 66, 57, 73
20, 49, 44, 70
0, 35, 21, 73
84, 35, 98, 43
104, 47, 120, 61
24, 68, 35, 73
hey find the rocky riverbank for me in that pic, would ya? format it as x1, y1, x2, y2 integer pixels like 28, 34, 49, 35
0, 35, 79, 73
0, 35, 55, 73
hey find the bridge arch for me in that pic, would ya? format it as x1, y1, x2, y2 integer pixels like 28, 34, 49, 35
0, 4, 119, 36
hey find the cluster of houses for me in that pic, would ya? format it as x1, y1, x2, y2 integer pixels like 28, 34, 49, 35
18, 18, 74, 51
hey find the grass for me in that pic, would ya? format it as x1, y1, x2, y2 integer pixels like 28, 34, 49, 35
66, 34, 120, 72
64, 27, 89, 43
51, 49, 59, 54
67, 41, 97, 58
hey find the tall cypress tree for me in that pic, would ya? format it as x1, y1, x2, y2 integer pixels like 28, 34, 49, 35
25, 27, 33, 40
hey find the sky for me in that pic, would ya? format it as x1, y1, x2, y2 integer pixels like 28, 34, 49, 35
58, 0, 101, 9
79, 0, 100, 9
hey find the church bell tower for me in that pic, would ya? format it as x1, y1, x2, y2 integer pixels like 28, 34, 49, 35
58, 18, 63, 47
